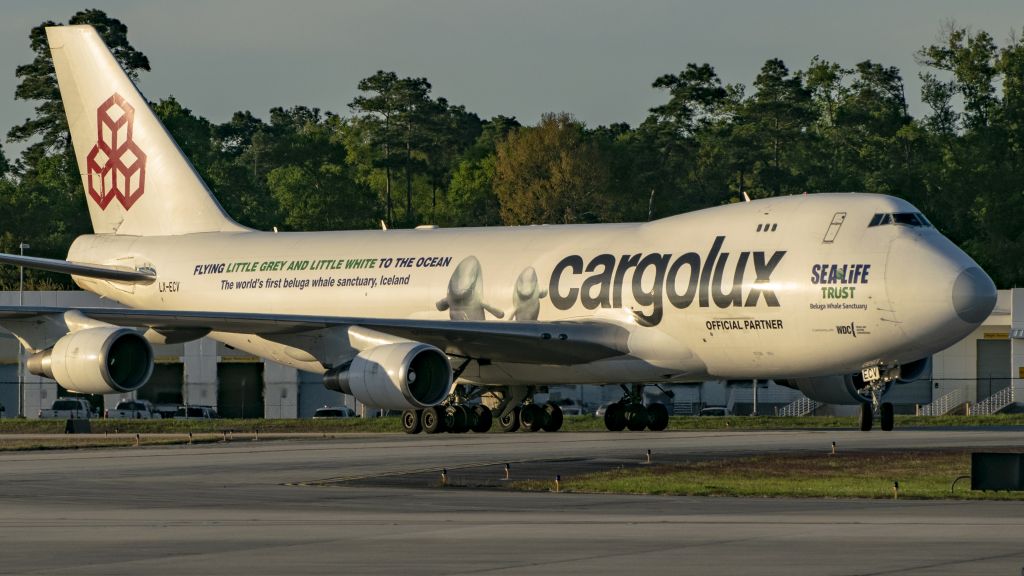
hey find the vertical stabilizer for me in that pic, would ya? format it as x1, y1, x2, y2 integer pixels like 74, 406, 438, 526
46, 25, 247, 236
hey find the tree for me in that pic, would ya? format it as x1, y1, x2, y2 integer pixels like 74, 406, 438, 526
918, 26, 999, 131
421, 99, 482, 222
639, 63, 732, 214
263, 107, 377, 231
435, 115, 517, 227
204, 111, 279, 229
393, 77, 433, 225
8, 10, 150, 159
738, 58, 816, 197
915, 26, 1024, 286
493, 113, 612, 225
154, 96, 216, 176
348, 71, 404, 224
1, 11, 150, 289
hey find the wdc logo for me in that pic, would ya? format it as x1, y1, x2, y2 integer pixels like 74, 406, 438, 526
86, 93, 147, 210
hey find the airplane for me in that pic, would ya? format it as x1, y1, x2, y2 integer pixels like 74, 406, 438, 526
0, 25, 997, 434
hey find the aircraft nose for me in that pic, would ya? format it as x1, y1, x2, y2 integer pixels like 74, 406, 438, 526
952, 266, 997, 323
886, 233, 996, 338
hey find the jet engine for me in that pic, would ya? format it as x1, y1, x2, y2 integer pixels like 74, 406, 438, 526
777, 357, 931, 405
27, 327, 154, 395
323, 342, 453, 410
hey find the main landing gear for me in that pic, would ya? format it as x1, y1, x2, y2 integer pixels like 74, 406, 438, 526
402, 403, 495, 435
402, 385, 570, 434
401, 383, 671, 434
603, 384, 669, 432
489, 386, 565, 433
401, 402, 495, 435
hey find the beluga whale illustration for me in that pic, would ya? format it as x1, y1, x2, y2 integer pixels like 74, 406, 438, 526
510, 266, 547, 321
436, 256, 504, 320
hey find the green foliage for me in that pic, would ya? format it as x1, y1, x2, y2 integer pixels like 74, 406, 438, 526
514, 450, 1023, 500
494, 113, 614, 225
4, 15, 1024, 286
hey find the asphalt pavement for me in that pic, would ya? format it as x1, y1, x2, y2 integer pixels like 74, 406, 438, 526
1, 429, 1023, 575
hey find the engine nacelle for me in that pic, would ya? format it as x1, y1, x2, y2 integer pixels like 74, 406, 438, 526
323, 342, 453, 410
781, 374, 878, 405
778, 357, 931, 405
895, 357, 931, 383
27, 327, 154, 395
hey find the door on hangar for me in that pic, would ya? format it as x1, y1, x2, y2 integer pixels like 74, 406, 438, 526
137, 363, 184, 406
976, 339, 1011, 401
217, 363, 264, 418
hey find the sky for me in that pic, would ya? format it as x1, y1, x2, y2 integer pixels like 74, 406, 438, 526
1, 0, 1022, 160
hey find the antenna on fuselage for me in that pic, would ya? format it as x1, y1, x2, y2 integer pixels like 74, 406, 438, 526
380, 220, 388, 231
743, 191, 752, 203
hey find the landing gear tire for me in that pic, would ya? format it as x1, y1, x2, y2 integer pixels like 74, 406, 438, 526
471, 405, 493, 433
859, 403, 873, 432
625, 403, 648, 431
542, 403, 563, 432
422, 406, 446, 434
498, 406, 521, 433
604, 402, 626, 432
646, 403, 669, 431
880, 402, 894, 431
402, 410, 423, 434
447, 405, 471, 434
520, 403, 545, 432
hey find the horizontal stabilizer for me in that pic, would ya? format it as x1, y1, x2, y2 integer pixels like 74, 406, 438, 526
0, 253, 155, 284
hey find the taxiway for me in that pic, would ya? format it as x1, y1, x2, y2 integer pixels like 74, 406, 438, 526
1, 429, 1022, 575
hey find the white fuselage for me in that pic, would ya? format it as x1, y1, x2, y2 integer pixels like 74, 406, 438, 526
67, 193, 986, 388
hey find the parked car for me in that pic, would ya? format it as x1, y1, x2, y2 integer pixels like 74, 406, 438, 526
154, 403, 179, 420
594, 401, 617, 417
106, 399, 162, 419
174, 405, 219, 420
313, 406, 357, 419
549, 398, 585, 416
699, 406, 732, 417
39, 398, 95, 419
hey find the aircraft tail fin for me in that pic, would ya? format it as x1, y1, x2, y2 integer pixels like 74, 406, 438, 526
46, 25, 247, 236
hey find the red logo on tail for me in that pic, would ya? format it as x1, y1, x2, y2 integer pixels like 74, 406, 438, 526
86, 93, 146, 210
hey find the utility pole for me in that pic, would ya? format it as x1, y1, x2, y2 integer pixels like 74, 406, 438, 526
752, 378, 758, 417
17, 242, 29, 418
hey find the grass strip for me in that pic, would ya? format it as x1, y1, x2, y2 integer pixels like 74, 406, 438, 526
513, 450, 1024, 500
1, 413, 1024, 436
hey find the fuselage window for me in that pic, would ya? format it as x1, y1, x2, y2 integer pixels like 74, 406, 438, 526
771, 223, 777, 231
757, 224, 763, 232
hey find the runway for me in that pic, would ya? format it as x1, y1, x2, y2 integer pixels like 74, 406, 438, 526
1, 429, 1023, 575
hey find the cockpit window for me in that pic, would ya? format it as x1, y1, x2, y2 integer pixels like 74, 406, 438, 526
892, 213, 922, 226
868, 212, 931, 228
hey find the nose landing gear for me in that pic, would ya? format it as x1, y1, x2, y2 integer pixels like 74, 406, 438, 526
859, 364, 897, 431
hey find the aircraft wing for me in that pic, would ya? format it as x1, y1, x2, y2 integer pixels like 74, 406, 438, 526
0, 306, 631, 366
0, 253, 155, 283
